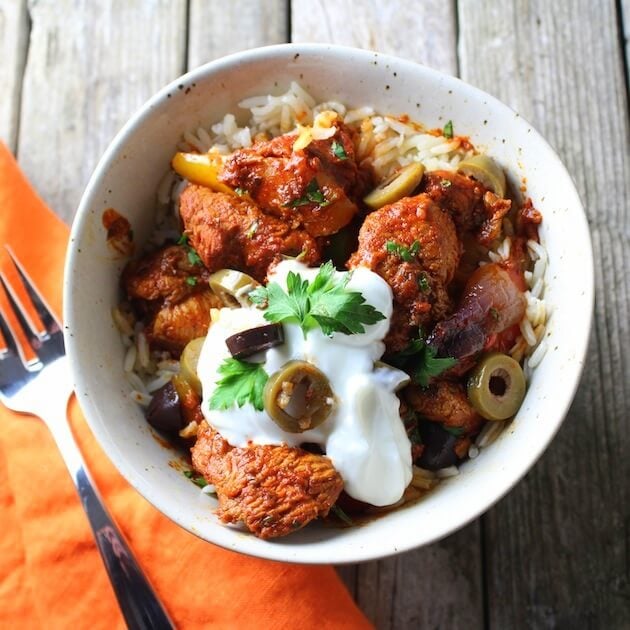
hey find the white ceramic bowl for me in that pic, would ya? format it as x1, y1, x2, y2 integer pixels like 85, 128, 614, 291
64, 44, 593, 564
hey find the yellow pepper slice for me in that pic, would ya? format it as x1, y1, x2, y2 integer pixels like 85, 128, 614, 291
171, 152, 234, 195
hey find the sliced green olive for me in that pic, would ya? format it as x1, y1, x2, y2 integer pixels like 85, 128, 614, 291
457, 154, 506, 199
467, 352, 526, 421
180, 337, 205, 395
208, 269, 260, 307
363, 163, 425, 210
263, 360, 334, 433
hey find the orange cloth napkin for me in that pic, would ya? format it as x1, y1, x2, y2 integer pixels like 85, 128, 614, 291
0, 143, 371, 630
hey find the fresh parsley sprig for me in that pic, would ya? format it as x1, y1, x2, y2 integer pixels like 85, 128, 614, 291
443, 120, 454, 138
249, 261, 386, 338
209, 358, 268, 411
389, 331, 457, 387
386, 239, 421, 262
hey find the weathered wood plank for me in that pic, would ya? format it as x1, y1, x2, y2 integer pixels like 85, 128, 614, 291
291, 0, 458, 75
623, 0, 630, 74
459, 1, 630, 627
16, 0, 187, 224
353, 526, 483, 629
292, 3, 484, 628
187, 0, 288, 70
0, 0, 28, 151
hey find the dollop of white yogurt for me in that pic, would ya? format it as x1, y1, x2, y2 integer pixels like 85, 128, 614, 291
196, 260, 412, 506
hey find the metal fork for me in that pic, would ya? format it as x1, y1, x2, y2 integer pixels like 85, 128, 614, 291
0, 248, 174, 630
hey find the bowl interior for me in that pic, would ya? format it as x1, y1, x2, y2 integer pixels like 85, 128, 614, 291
64, 44, 592, 564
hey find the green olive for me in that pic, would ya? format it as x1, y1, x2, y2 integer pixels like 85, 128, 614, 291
467, 352, 526, 421
457, 154, 506, 199
263, 360, 334, 433
363, 163, 425, 210
208, 269, 260, 307
179, 337, 205, 395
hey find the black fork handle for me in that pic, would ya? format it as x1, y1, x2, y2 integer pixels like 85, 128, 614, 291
49, 418, 175, 630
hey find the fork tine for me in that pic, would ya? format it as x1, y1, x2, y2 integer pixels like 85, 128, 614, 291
4, 246, 60, 333
0, 277, 42, 370
0, 249, 48, 339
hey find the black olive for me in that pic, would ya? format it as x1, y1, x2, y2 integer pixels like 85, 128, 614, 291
225, 323, 284, 359
146, 381, 184, 433
417, 420, 459, 470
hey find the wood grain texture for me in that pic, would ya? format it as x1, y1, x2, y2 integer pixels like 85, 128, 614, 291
291, 0, 458, 75
623, 0, 630, 68
0, 0, 28, 151
187, 0, 288, 70
292, 3, 484, 628
459, 1, 630, 627
16, 0, 187, 224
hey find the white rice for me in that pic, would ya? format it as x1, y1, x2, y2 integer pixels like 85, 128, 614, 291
177, 82, 473, 182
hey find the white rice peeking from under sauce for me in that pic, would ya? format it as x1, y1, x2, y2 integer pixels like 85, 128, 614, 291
115, 82, 550, 488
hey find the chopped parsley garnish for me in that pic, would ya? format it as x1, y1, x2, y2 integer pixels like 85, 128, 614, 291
185, 276, 198, 286
330, 505, 354, 526
408, 425, 423, 445
286, 178, 330, 208
386, 239, 421, 262
442, 425, 465, 437
443, 120, 454, 138
187, 248, 203, 266
489, 307, 500, 321
177, 233, 203, 266
249, 261, 385, 338
331, 140, 348, 160
440, 179, 452, 188
184, 470, 208, 488
209, 358, 268, 412
245, 219, 259, 239
234, 187, 247, 196
418, 272, 430, 293
389, 332, 457, 387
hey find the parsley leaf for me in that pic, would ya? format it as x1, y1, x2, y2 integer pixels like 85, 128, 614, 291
330, 504, 354, 526
331, 140, 348, 160
389, 333, 457, 387
245, 219, 258, 239
177, 233, 203, 266
443, 120, 454, 138
418, 272, 430, 293
442, 425, 465, 437
209, 358, 269, 412
286, 179, 330, 208
251, 261, 386, 338
234, 187, 247, 196
185, 276, 197, 286
386, 239, 421, 262
187, 248, 203, 266
184, 470, 208, 488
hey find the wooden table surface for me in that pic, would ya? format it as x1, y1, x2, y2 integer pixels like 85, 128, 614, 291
2, 1, 628, 627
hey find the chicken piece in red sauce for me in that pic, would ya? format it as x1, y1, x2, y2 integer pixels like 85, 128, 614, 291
123, 244, 222, 353
422, 170, 511, 246
179, 185, 321, 282
191, 420, 343, 539
219, 120, 372, 237
348, 193, 461, 352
